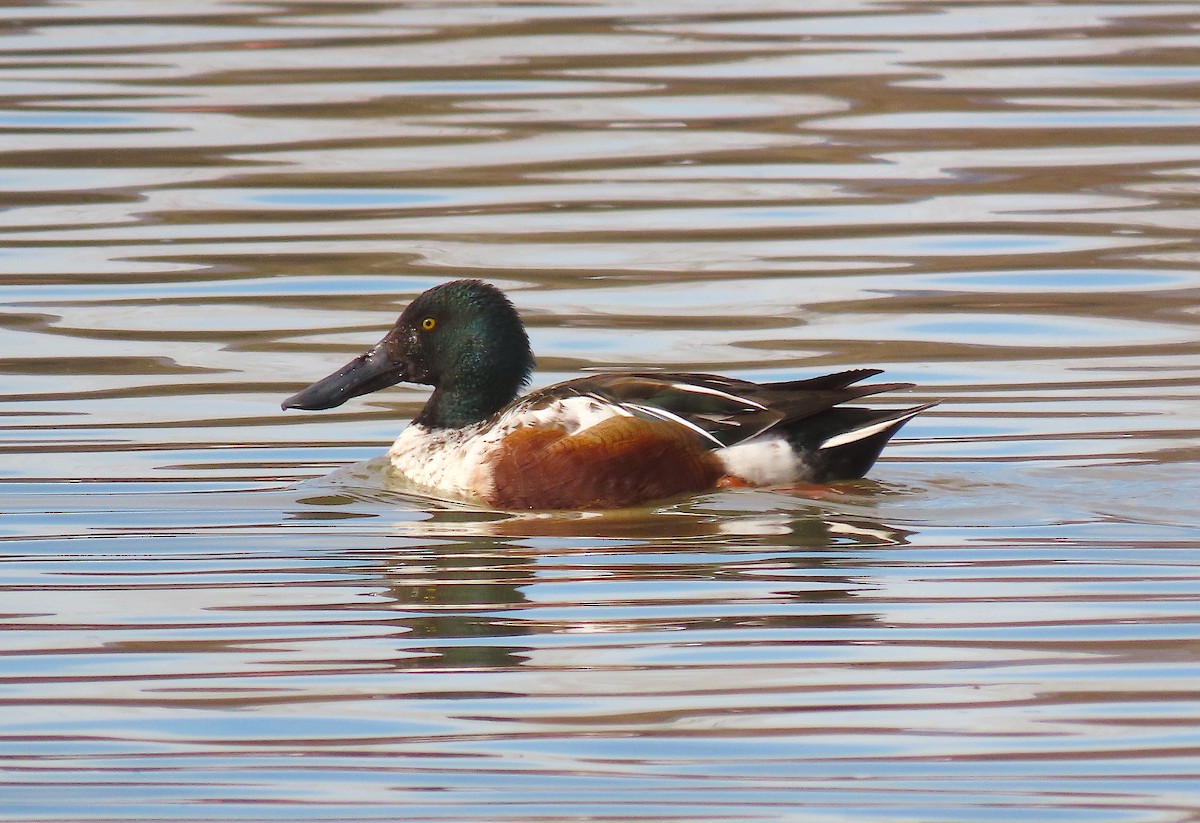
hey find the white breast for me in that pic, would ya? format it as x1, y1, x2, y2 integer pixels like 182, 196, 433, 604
387, 423, 492, 501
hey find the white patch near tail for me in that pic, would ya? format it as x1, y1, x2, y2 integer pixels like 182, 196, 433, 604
818, 408, 924, 451
716, 437, 808, 485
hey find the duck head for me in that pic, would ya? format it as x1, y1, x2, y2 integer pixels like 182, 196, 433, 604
282, 279, 534, 429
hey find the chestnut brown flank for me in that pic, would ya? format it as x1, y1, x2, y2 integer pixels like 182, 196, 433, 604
486, 416, 725, 509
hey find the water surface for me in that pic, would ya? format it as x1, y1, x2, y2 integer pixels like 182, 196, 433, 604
2, 2, 1199, 821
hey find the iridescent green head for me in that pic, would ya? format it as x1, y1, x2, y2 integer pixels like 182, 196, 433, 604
283, 280, 534, 428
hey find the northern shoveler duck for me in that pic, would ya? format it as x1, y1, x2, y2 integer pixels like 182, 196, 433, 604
282, 279, 933, 510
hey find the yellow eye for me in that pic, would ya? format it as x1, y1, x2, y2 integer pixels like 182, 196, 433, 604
421, 317, 436, 331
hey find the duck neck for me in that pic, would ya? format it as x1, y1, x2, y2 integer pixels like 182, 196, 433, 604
413, 353, 532, 430
414, 383, 511, 430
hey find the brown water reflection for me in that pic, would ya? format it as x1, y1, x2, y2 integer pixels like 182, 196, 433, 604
2, 1, 1200, 821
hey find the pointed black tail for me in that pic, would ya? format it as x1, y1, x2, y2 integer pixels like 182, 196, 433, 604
789, 403, 936, 482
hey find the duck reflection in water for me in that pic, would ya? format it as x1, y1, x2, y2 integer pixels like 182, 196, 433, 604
289, 481, 915, 672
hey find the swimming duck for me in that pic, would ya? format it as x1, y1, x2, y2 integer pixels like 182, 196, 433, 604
282, 279, 932, 510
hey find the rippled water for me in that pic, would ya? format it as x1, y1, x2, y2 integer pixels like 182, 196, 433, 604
2, 2, 1200, 821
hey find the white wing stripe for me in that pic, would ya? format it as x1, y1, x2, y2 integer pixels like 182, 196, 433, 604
668, 381, 767, 410
622, 403, 725, 446
818, 410, 921, 451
